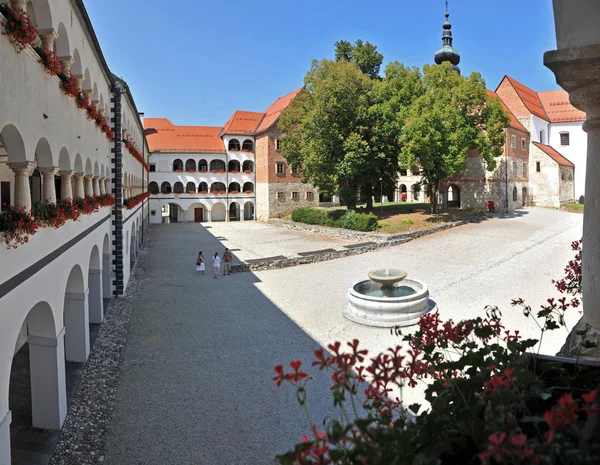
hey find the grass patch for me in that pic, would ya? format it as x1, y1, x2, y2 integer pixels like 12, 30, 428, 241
563, 203, 584, 214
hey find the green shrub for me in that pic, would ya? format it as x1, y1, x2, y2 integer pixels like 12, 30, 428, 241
401, 218, 414, 225
291, 207, 334, 226
291, 208, 378, 232
471, 209, 486, 217
340, 210, 378, 232
378, 221, 390, 229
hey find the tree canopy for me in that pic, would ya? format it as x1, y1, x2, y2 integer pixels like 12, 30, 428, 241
334, 39, 383, 80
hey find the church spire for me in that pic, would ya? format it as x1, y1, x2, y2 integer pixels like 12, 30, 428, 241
434, 1, 461, 74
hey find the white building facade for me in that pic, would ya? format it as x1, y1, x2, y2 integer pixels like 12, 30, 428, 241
0, 1, 148, 463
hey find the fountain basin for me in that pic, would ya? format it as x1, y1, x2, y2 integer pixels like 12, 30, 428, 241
343, 278, 435, 327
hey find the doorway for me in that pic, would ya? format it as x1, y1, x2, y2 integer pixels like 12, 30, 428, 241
194, 207, 203, 223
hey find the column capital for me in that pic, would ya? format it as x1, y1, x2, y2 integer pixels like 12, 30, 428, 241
37, 28, 58, 48
73, 74, 85, 89
28, 327, 66, 347
7, 161, 36, 174
38, 166, 58, 175
83, 89, 93, 100
84, 173, 94, 180
58, 55, 74, 73
59, 170, 74, 177
74, 172, 85, 178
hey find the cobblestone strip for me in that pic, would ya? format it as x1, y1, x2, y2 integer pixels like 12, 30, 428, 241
49, 231, 151, 465
234, 217, 483, 272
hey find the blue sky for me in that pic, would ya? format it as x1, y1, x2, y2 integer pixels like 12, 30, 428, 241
86, 0, 559, 127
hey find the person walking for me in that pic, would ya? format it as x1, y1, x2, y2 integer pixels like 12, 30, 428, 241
223, 248, 232, 276
212, 252, 221, 279
196, 251, 205, 275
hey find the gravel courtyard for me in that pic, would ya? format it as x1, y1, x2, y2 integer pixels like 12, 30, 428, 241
104, 207, 583, 465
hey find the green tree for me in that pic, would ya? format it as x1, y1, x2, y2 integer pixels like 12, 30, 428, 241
334, 39, 383, 80
399, 62, 510, 214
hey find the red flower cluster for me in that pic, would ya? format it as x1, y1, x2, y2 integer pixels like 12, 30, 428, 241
0, 195, 115, 249
59, 72, 79, 98
124, 192, 150, 210
34, 46, 62, 76
0, 3, 37, 53
544, 391, 598, 444
481, 367, 517, 397
123, 138, 149, 172
478, 432, 534, 465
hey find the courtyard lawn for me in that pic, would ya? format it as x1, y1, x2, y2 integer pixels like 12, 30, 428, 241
312, 202, 484, 234
563, 203, 584, 214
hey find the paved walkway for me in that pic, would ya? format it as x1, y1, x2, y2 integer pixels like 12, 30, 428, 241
105, 208, 583, 464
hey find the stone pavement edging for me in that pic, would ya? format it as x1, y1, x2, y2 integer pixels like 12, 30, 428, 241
49, 232, 151, 465
234, 216, 484, 272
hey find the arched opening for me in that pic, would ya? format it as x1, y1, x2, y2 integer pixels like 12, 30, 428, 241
211, 182, 226, 194
447, 184, 460, 208
29, 168, 42, 203
186, 182, 196, 194
88, 245, 103, 325
210, 160, 225, 173
400, 184, 407, 202
161, 182, 172, 194
198, 182, 208, 194
522, 187, 527, 207
244, 201, 255, 220
148, 182, 159, 194
63, 265, 89, 363
242, 160, 254, 173
228, 182, 241, 194
54, 23, 70, 58
130, 229, 136, 267
228, 160, 241, 173
513, 186, 518, 202
185, 159, 196, 172
186, 202, 207, 222
173, 159, 183, 172
198, 159, 207, 172
167, 203, 181, 223
229, 202, 240, 221
102, 234, 111, 302
412, 184, 421, 201
243, 182, 254, 194
211, 203, 226, 221
242, 139, 254, 152
9, 301, 67, 463
173, 182, 184, 194
228, 139, 240, 151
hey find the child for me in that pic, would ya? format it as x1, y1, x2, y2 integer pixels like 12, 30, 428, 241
212, 252, 221, 279
196, 251, 205, 275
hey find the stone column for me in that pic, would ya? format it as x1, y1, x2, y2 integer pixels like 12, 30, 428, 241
84, 175, 94, 197
92, 176, 100, 196
88, 269, 104, 324
99, 177, 105, 195
64, 291, 90, 362
545, 43, 600, 357
39, 167, 57, 203
73, 74, 85, 91
58, 56, 74, 75
207, 210, 212, 222
7, 162, 35, 210
104, 178, 110, 195
73, 173, 85, 199
83, 89, 93, 101
28, 328, 68, 430
59, 171, 73, 200
38, 29, 58, 50
0, 411, 11, 465
11, 0, 27, 11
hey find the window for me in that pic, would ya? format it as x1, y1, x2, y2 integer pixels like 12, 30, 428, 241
539, 130, 545, 144
561, 173, 566, 181
151, 210, 156, 216
149, 164, 156, 172
292, 192, 299, 201
277, 191, 285, 201
291, 165, 301, 176
306, 191, 314, 200
512, 161, 517, 173
569, 173, 573, 181
513, 186, 518, 202
275, 139, 281, 151
399, 169, 407, 176
560, 132, 570, 146
521, 138, 526, 150
511, 135, 516, 148
536, 161, 541, 172
523, 163, 527, 176
276, 162, 286, 175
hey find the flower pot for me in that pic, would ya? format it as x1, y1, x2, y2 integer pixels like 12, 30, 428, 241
552, 0, 600, 49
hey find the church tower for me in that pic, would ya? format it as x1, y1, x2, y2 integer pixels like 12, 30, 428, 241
434, 1, 461, 74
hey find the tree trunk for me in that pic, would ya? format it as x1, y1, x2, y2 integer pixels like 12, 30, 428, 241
364, 183, 374, 211
430, 179, 440, 214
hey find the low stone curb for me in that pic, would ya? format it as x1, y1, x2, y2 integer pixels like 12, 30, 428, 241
50, 232, 151, 465
236, 216, 484, 272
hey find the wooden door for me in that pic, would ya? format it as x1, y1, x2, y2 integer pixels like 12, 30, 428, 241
194, 208, 203, 223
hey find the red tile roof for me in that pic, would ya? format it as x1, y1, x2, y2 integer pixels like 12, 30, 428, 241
504, 76, 549, 122
486, 89, 528, 132
144, 118, 225, 153
538, 90, 586, 123
255, 87, 304, 134
220, 111, 264, 136
533, 142, 574, 167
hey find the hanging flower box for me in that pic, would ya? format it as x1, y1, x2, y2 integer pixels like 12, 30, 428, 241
175, 169, 183, 173
244, 191, 253, 194
200, 169, 207, 173
229, 190, 240, 194
188, 169, 196, 173
0, 3, 37, 53
199, 191, 208, 195
229, 170, 238, 174
243, 170, 252, 174
33, 46, 62, 76
59, 72, 80, 98
187, 191, 196, 195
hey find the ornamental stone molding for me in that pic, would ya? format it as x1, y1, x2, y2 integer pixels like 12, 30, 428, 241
37, 29, 58, 50
7, 161, 36, 209
59, 171, 74, 200
39, 167, 58, 203
58, 56, 74, 74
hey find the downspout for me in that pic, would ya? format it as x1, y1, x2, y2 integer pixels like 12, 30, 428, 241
226, 149, 229, 220
141, 138, 145, 244
505, 140, 509, 212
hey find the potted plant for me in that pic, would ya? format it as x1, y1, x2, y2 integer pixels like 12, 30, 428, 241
230, 170, 238, 174
244, 170, 252, 174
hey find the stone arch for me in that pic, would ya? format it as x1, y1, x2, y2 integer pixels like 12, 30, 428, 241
210, 159, 225, 172
198, 159, 207, 172
243, 182, 254, 194
166, 202, 182, 223
187, 202, 208, 222
58, 147, 70, 171
0, 124, 27, 163
522, 187, 527, 207
186, 181, 196, 193
412, 183, 421, 201
513, 186, 518, 202
211, 202, 226, 221
83, 68, 92, 92
85, 158, 93, 176
30, 0, 54, 31
54, 23, 70, 57
173, 181, 184, 194
244, 201, 255, 220
104, 102, 109, 116
173, 159, 183, 171
228, 182, 241, 193
228, 139, 240, 151
71, 48, 83, 77
73, 154, 83, 173
92, 82, 99, 102
33, 137, 54, 168
185, 159, 196, 172
102, 234, 111, 299
93, 161, 99, 176
229, 201, 240, 221
228, 160, 240, 173
242, 160, 254, 173
161, 182, 172, 194
210, 182, 226, 194
99, 93, 104, 110
242, 139, 254, 151
148, 182, 158, 194
63, 265, 89, 363
88, 245, 103, 324
198, 182, 208, 193
130, 226, 137, 266
447, 184, 460, 208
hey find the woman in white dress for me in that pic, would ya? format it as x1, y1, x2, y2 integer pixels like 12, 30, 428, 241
196, 251, 205, 275
212, 252, 221, 279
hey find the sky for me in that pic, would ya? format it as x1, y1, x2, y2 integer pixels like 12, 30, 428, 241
86, 0, 559, 127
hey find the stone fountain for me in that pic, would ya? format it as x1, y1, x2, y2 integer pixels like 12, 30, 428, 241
343, 269, 435, 327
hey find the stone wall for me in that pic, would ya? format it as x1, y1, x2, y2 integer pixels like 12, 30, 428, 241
559, 165, 575, 204
529, 144, 560, 207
